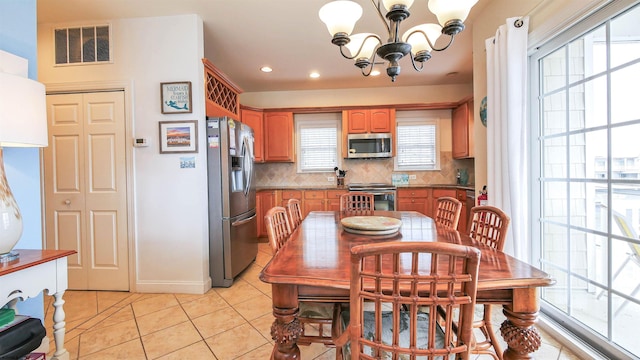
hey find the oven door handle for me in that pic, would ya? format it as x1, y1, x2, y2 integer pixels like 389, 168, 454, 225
364, 191, 395, 196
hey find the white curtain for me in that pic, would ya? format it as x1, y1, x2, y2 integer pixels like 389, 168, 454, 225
485, 17, 529, 261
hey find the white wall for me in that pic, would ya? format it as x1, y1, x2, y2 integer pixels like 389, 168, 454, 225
38, 15, 210, 293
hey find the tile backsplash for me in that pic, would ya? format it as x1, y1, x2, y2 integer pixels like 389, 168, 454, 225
254, 151, 474, 187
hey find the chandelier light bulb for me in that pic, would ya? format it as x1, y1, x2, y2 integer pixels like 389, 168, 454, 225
428, 0, 478, 26
319, 1, 363, 37
344, 33, 379, 60
403, 23, 442, 53
381, 0, 414, 12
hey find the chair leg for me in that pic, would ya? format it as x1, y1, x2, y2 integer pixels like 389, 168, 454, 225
482, 305, 503, 360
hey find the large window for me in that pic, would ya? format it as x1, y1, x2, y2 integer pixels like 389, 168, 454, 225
532, 2, 640, 358
295, 113, 341, 173
395, 111, 441, 171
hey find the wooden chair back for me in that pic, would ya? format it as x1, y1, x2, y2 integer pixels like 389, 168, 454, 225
264, 206, 291, 254
340, 192, 375, 215
286, 198, 303, 230
468, 205, 511, 251
344, 241, 480, 359
435, 196, 463, 230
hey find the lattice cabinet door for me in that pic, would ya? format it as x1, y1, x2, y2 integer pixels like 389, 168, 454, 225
203, 59, 242, 118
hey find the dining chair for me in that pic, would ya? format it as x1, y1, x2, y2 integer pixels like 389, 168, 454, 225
264, 206, 337, 346
264, 206, 292, 255
467, 205, 511, 360
332, 241, 481, 360
340, 192, 375, 215
286, 198, 303, 230
435, 196, 463, 230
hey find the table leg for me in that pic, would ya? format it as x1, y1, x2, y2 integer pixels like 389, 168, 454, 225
500, 288, 542, 360
270, 284, 302, 359
50, 291, 69, 360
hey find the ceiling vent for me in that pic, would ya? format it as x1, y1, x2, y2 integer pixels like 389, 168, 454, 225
54, 25, 111, 65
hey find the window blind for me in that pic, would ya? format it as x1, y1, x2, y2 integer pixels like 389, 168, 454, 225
396, 122, 437, 170
295, 114, 341, 172
299, 126, 337, 171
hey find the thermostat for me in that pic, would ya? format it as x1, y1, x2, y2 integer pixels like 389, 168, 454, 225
133, 138, 149, 147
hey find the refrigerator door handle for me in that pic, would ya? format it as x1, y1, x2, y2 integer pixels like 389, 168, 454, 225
232, 214, 257, 227
242, 136, 253, 196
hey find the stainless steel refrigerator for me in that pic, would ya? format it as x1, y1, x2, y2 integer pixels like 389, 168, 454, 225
206, 117, 258, 287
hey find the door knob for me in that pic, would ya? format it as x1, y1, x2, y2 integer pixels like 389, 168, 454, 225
64, 199, 71, 205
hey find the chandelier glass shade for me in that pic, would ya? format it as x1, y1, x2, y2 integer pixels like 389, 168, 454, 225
319, 0, 478, 81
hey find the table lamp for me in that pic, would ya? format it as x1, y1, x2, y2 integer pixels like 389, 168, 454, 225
0, 50, 48, 262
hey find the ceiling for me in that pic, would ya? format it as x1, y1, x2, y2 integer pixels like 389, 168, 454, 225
37, 0, 489, 93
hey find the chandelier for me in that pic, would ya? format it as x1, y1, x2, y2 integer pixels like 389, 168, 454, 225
318, 0, 478, 82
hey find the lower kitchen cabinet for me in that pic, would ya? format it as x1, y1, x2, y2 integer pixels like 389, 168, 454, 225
302, 189, 348, 217
326, 189, 348, 211
257, 190, 276, 239
280, 189, 302, 207
303, 190, 326, 217
397, 188, 431, 216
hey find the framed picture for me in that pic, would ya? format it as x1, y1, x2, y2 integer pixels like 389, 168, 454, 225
160, 81, 192, 114
159, 120, 198, 154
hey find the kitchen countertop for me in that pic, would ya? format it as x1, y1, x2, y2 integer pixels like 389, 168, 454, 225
397, 184, 476, 191
257, 184, 476, 192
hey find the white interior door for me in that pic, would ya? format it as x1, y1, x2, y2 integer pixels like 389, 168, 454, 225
44, 91, 129, 291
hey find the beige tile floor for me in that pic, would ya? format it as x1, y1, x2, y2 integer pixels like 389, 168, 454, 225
42, 242, 581, 359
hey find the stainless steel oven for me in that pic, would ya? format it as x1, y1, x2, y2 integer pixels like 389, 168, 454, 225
348, 183, 396, 211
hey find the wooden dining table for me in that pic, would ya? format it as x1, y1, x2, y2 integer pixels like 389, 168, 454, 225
259, 211, 555, 360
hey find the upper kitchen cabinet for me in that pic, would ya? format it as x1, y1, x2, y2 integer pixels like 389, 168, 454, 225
452, 98, 474, 159
344, 108, 393, 134
264, 111, 295, 162
203, 59, 242, 119
241, 108, 264, 162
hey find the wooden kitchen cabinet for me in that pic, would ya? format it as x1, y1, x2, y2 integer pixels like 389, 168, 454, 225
326, 189, 348, 211
303, 190, 326, 217
344, 108, 392, 134
452, 99, 474, 159
241, 109, 264, 162
397, 188, 431, 216
301, 189, 348, 217
280, 189, 302, 207
264, 111, 295, 162
257, 190, 276, 239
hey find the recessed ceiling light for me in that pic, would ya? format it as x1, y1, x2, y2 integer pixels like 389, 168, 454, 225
370, 70, 381, 76
309, 72, 320, 78
260, 66, 273, 73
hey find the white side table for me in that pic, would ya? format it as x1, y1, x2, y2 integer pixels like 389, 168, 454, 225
0, 249, 75, 360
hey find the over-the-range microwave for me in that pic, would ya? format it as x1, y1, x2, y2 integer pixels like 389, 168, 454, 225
347, 133, 392, 159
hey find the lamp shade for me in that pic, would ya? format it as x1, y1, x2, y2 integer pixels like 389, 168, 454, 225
0, 72, 48, 148
319, 0, 363, 36
345, 33, 380, 60
428, 0, 478, 25
403, 24, 442, 53
382, 0, 414, 11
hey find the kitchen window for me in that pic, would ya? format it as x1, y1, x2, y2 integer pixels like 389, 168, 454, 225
295, 113, 341, 173
531, 1, 640, 358
394, 110, 441, 171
